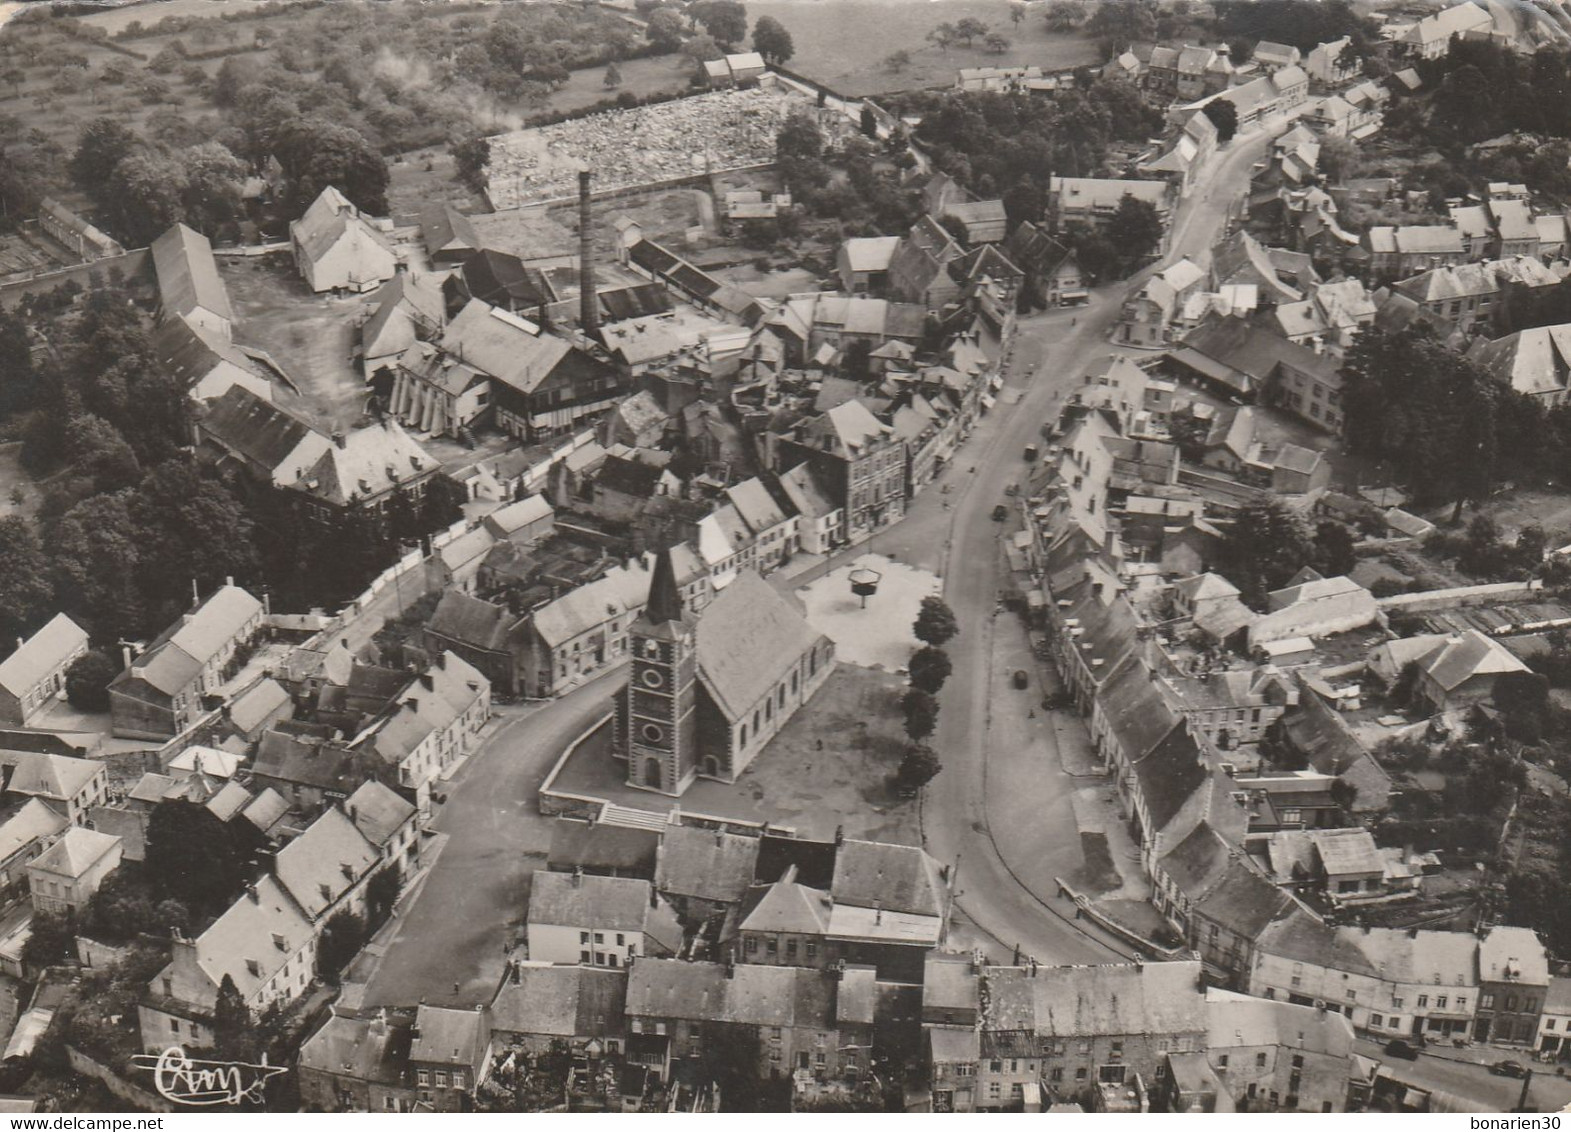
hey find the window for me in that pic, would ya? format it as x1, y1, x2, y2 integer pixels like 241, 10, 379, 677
806, 941, 817, 959
580, 950, 591, 963
1436, 996, 1447, 1010
1291, 1055, 1303, 1069
1482, 994, 1495, 1010
786, 939, 797, 959
1050, 1067, 1063, 1083
452, 1071, 465, 1091
1075, 1068, 1087, 1083
745, 937, 757, 954
435, 1071, 448, 1088
1372, 1013, 1384, 1028
767, 938, 778, 956
989, 1061, 1003, 1073
616, 934, 625, 947
169, 1019, 180, 1034
580, 931, 590, 944
594, 932, 604, 944
417, 1070, 430, 1087
1417, 995, 1428, 1008
1256, 1053, 1267, 1068
1392, 996, 1404, 1009
1217, 1055, 1229, 1068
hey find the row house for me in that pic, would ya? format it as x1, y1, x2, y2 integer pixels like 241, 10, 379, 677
490, 964, 627, 1063
1394, 1, 1493, 60
1049, 177, 1173, 240
26, 826, 121, 916
624, 958, 874, 1088
774, 400, 907, 542
1203, 993, 1358, 1113
1145, 44, 1235, 101
1469, 322, 1571, 407
526, 870, 683, 968
1392, 256, 1565, 336
1364, 225, 1466, 282
355, 651, 491, 809
409, 1004, 492, 1113
523, 557, 654, 697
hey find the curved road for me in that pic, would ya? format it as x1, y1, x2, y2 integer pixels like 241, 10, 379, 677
916, 127, 1279, 964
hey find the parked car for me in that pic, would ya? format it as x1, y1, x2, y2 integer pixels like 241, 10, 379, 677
1012, 670, 1028, 690
992, 504, 1008, 521
1383, 1040, 1420, 1061
1491, 1060, 1529, 1078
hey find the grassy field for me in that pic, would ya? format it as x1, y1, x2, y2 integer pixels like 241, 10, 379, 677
746, 0, 1102, 96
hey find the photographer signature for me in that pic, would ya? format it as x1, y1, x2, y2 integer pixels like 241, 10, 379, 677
131, 1046, 288, 1107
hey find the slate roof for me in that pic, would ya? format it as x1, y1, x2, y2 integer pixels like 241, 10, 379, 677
483, 495, 554, 539
292, 186, 395, 268
548, 818, 660, 877
1479, 924, 1549, 985
426, 590, 517, 653
841, 236, 900, 274
8, 752, 102, 802
625, 959, 835, 1029
293, 420, 435, 508
1417, 629, 1528, 691
532, 559, 651, 649
198, 386, 325, 477
151, 223, 233, 323
410, 1004, 489, 1068
654, 825, 759, 905
528, 871, 677, 936
345, 780, 416, 849
178, 874, 314, 1002
738, 870, 833, 934
152, 315, 263, 395
695, 572, 826, 721
982, 961, 1206, 1038
228, 678, 291, 736
831, 838, 946, 917
0, 799, 66, 863
275, 806, 379, 921
28, 825, 118, 879
297, 1011, 414, 1090
459, 248, 554, 310
1131, 722, 1209, 832
491, 965, 627, 1039
421, 202, 480, 257
0, 615, 87, 698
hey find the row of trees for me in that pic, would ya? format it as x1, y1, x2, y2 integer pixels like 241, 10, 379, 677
896, 597, 961, 794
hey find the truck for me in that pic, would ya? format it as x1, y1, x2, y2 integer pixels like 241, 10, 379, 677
1023, 443, 1039, 462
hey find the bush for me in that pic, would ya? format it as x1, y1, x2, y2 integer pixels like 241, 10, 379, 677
65, 650, 116, 712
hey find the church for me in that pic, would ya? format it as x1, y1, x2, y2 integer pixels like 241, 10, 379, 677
614, 549, 836, 796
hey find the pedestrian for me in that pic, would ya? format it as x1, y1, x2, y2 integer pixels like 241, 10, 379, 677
816, 739, 823, 751
1029, 709, 1035, 719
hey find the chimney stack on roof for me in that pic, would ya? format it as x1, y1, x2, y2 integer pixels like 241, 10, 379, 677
579, 170, 599, 338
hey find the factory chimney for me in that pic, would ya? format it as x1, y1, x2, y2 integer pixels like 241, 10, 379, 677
578, 169, 598, 337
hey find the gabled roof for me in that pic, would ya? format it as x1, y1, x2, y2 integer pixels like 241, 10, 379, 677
1416, 629, 1529, 690
831, 838, 946, 918
528, 870, 678, 937
491, 965, 627, 1039
549, 818, 659, 876
695, 573, 825, 721
459, 248, 553, 310
198, 386, 327, 478
151, 223, 233, 322
178, 874, 314, 1003
1131, 722, 1208, 832
0, 614, 87, 698
345, 780, 416, 849
153, 315, 264, 395
292, 185, 395, 267
228, 678, 291, 736
626, 959, 835, 1029
410, 1003, 489, 1068
420, 202, 480, 257
483, 494, 554, 539
0, 799, 67, 863
293, 420, 435, 508
982, 961, 1206, 1037
738, 868, 833, 934
8, 752, 102, 801
427, 590, 518, 653
274, 806, 379, 921
841, 236, 900, 274
655, 825, 758, 904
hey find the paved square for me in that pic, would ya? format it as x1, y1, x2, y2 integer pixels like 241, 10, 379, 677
796, 553, 942, 672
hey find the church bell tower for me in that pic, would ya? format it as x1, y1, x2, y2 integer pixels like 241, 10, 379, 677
622, 549, 698, 795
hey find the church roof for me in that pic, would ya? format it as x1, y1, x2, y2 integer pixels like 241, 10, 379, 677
695, 573, 826, 721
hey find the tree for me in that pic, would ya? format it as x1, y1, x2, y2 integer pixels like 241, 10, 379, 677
683, 32, 724, 65
897, 744, 942, 791
105, 151, 187, 246
1010, 3, 1026, 27
212, 974, 252, 1060
752, 15, 794, 65
913, 595, 959, 647
450, 134, 490, 195
1087, 0, 1157, 56
69, 118, 139, 195
178, 141, 246, 235
984, 32, 1011, 54
1318, 134, 1357, 183
908, 645, 953, 695
647, 8, 686, 51
365, 865, 401, 932
1313, 520, 1357, 578
1044, 0, 1087, 32
1202, 97, 1238, 143
927, 22, 958, 53
694, 0, 748, 47
885, 49, 912, 72
603, 62, 623, 88
860, 104, 878, 137
1103, 193, 1163, 271
277, 117, 389, 216
317, 908, 368, 979
22, 909, 73, 972
144, 800, 256, 917
776, 109, 824, 162
64, 651, 116, 713
954, 17, 989, 46
1220, 496, 1317, 607
902, 688, 939, 743
0, 516, 54, 643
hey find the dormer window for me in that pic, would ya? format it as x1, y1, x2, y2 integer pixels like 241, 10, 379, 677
272, 933, 287, 951
246, 959, 261, 977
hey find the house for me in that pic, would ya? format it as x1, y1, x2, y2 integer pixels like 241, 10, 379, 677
1248, 575, 1378, 649
274, 805, 380, 925
297, 1009, 417, 1113
0, 615, 89, 727
654, 825, 759, 922
445, 249, 554, 316
153, 315, 277, 405
1397, 1, 1493, 59
614, 551, 834, 797
774, 400, 906, 541
25, 826, 120, 916
1305, 37, 1361, 86
6, 752, 108, 827
525, 870, 682, 967
195, 386, 333, 488
1409, 630, 1530, 713
836, 236, 900, 296
354, 651, 491, 808
361, 272, 446, 385
1469, 323, 1571, 406
1536, 977, 1571, 1057
291, 420, 440, 520
548, 817, 660, 880
420, 203, 481, 267
423, 591, 529, 696
1253, 41, 1301, 72
1204, 991, 1356, 1112
290, 186, 399, 294
1394, 257, 1561, 336
1211, 231, 1301, 306
1475, 925, 1550, 1045
887, 216, 965, 311
150, 223, 233, 340
490, 964, 627, 1057
974, 961, 1208, 1109
523, 556, 654, 698
409, 1004, 492, 1112
138, 875, 317, 1052
778, 462, 844, 555
1364, 225, 1465, 281
941, 199, 1009, 245
344, 779, 420, 875
1049, 177, 1171, 236
0, 800, 68, 898
623, 958, 868, 1087
482, 494, 555, 545
109, 585, 264, 740
1168, 319, 1345, 433
1118, 259, 1206, 347
38, 197, 123, 262
1275, 689, 1391, 816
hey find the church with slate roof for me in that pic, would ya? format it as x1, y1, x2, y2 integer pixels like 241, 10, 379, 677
614, 549, 834, 796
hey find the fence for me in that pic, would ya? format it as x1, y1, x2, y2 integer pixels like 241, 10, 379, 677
1376, 580, 1543, 614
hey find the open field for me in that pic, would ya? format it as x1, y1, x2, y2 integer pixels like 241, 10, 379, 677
76, 0, 284, 35
747, 0, 1101, 96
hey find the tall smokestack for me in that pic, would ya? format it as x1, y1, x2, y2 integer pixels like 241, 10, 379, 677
578, 169, 598, 337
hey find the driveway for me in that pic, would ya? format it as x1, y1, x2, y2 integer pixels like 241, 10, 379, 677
357, 668, 625, 1009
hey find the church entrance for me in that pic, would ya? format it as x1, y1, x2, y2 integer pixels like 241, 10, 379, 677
643, 758, 662, 788
702, 756, 720, 778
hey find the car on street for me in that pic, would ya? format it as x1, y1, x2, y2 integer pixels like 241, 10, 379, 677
1012, 670, 1028, 689
992, 504, 1008, 521
1383, 1040, 1420, 1061
1491, 1061, 1529, 1078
